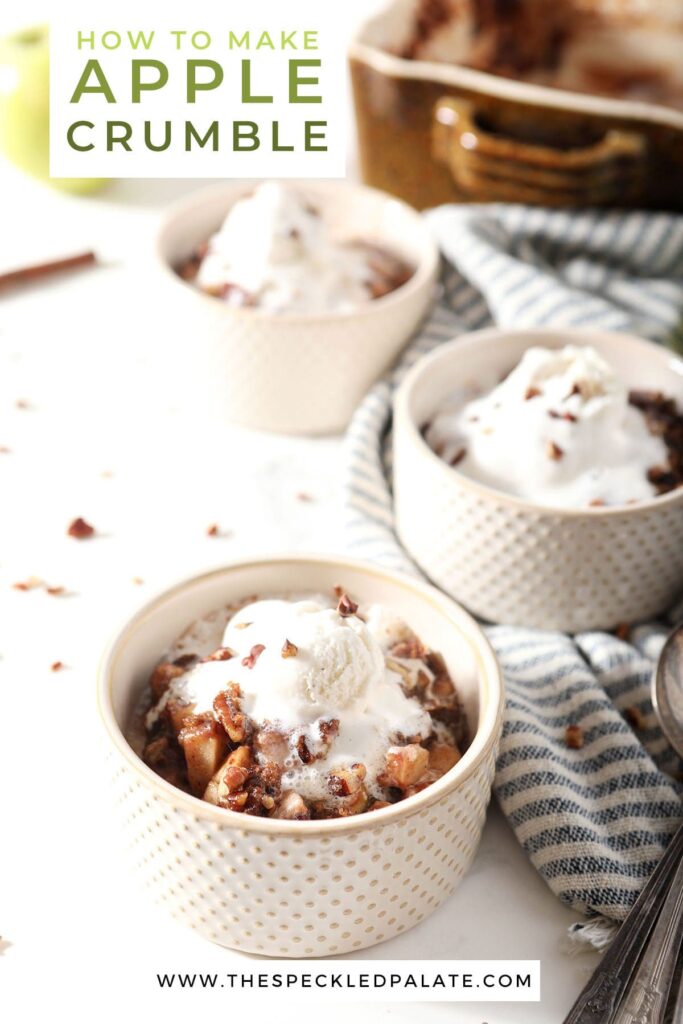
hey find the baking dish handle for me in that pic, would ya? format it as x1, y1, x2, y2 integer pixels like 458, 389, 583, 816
432, 97, 647, 206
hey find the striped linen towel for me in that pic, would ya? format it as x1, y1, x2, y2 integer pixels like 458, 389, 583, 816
343, 205, 683, 924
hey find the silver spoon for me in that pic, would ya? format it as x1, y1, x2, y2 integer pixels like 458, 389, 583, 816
562, 629, 683, 1024
653, 623, 683, 767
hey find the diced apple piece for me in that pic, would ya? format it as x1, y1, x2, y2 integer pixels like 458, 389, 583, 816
272, 790, 310, 820
428, 743, 461, 774
380, 744, 429, 790
178, 715, 228, 796
165, 699, 196, 736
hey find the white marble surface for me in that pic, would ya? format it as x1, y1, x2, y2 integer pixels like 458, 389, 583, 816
0, 159, 601, 1023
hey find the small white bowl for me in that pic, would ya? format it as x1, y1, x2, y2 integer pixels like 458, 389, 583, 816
97, 554, 503, 957
153, 181, 438, 435
394, 329, 683, 632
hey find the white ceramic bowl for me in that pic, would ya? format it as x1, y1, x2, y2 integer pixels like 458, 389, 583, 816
98, 554, 503, 957
394, 329, 683, 632
153, 181, 439, 435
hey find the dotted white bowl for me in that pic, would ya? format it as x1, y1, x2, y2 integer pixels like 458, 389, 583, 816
394, 329, 683, 632
98, 555, 503, 957
153, 182, 438, 435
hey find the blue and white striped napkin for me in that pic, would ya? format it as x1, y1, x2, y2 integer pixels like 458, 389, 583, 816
343, 205, 683, 925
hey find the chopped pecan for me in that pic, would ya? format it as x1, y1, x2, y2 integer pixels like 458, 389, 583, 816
337, 787, 369, 817
336, 592, 358, 617
379, 744, 429, 790
647, 466, 678, 493
202, 647, 235, 663
206, 523, 219, 537
67, 517, 95, 539
50, 660, 65, 672
242, 643, 265, 669
525, 386, 541, 400
281, 638, 298, 658
13, 576, 43, 591
546, 441, 564, 461
432, 677, 455, 700
224, 791, 249, 812
318, 718, 340, 745
296, 734, 314, 764
624, 705, 646, 730
149, 662, 185, 701
327, 762, 367, 797
548, 409, 577, 423
213, 685, 250, 744
223, 764, 251, 794
173, 653, 198, 669
389, 636, 426, 660
565, 724, 584, 749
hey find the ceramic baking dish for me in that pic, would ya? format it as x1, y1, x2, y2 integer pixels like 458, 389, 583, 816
350, 0, 683, 210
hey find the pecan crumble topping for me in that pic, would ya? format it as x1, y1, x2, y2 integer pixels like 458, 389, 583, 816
67, 517, 95, 540
140, 590, 469, 820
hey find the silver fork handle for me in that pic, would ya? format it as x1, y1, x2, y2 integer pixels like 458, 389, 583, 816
563, 824, 683, 1024
672, 972, 683, 1024
611, 856, 683, 1023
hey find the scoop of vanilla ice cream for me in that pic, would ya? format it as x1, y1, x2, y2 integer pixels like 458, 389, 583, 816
223, 598, 384, 722
426, 344, 669, 508
173, 598, 389, 728
195, 182, 375, 313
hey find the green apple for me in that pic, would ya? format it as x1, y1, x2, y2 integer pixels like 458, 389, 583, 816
0, 25, 107, 194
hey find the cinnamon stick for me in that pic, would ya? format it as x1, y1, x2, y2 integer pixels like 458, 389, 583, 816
0, 251, 97, 291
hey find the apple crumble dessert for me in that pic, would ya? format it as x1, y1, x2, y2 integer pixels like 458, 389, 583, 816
398, 0, 683, 111
424, 345, 683, 509
140, 589, 468, 819
176, 182, 414, 313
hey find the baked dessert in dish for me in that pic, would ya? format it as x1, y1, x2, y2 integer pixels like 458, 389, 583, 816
141, 588, 468, 819
399, 0, 683, 111
176, 182, 414, 313
424, 344, 683, 508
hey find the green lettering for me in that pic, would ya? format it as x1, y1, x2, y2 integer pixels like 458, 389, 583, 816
305, 121, 327, 151
67, 120, 94, 150
70, 60, 115, 103
144, 121, 171, 151
107, 121, 132, 151
132, 60, 168, 102
233, 121, 260, 150
228, 31, 249, 49
272, 122, 293, 152
185, 122, 219, 150
289, 60, 321, 103
241, 60, 272, 103
187, 60, 224, 102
